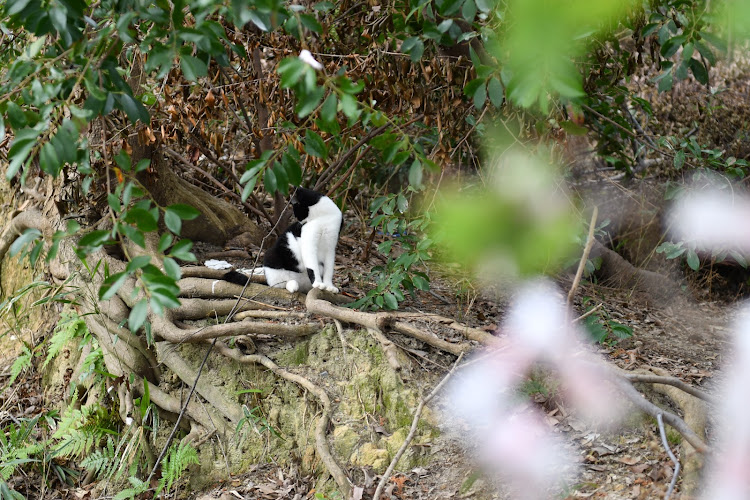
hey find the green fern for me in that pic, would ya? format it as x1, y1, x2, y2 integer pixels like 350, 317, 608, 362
80, 437, 116, 477
43, 312, 88, 370
52, 403, 111, 459
8, 345, 33, 385
113, 476, 148, 500
157, 441, 199, 495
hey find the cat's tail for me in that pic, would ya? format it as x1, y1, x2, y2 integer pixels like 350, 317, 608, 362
221, 269, 265, 286
222, 270, 251, 286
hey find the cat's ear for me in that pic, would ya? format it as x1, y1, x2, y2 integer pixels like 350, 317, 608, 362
291, 186, 301, 205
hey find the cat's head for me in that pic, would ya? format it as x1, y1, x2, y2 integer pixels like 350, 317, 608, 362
291, 187, 324, 222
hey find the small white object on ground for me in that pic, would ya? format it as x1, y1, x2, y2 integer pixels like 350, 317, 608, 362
299, 49, 323, 70
205, 259, 233, 270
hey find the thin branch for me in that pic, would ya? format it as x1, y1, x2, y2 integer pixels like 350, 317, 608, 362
373, 352, 465, 500
612, 375, 709, 454
625, 374, 710, 402
573, 303, 603, 323
568, 206, 598, 306
657, 413, 680, 500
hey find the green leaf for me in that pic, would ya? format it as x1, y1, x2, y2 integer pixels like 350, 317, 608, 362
487, 77, 504, 107
695, 40, 716, 65
164, 210, 182, 235
167, 204, 200, 220
463, 78, 484, 98
278, 58, 306, 88
661, 35, 687, 58
300, 14, 322, 33
689, 58, 709, 85
241, 174, 258, 201
39, 141, 61, 176
320, 93, 337, 124
116, 93, 149, 124
158, 233, 174, 253
78, 230, 111, 250
383, 292, 398, 310
674, 150, 685, 169
412, 274, 430, 291
406, 38, 424, 62
99, 272, 128, 301
6, 128, 40, 180
658, 72, 673, 93
9, 228, 41, 257
281, 152, 303, 185
686, 248, 700, 270
408, 159, 423, 188
169, 240, 195, 261
305, 130, 328, 159
560, 121, 588, 136
340, 93, 359, 120
273, 162, 289, 195
473, 82, 486, 109
180, 55, 208, 82
462, 0, 477, 21
126, 255, 152, 272
129, 299, 149, 332
264, 168, 278, 193
297, 86, 325, 118
124, 208, 158, 232
163, 257, 181, 280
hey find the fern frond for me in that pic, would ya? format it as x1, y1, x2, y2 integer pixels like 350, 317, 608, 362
157, 441, 199, 495
80, 438, 117, 478
43, 312, 87, 369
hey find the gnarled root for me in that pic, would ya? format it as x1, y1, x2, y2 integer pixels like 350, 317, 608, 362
214, 340, 352, 498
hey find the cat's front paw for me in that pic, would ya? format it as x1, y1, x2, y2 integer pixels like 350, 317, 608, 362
323, 284, 339, 294
312, 281, 324, 290
286, 280, 300, 293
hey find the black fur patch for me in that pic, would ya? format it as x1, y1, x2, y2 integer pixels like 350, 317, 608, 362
288, 221, 302, 238
292, 187, 324, 222
307, 268, 315, 283
223, 270, 250, 286
264, 227, 302, 271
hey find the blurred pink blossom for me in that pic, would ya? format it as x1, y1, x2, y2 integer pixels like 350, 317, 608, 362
445, 280, 625, 497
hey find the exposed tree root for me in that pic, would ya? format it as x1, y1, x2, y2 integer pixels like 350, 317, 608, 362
637, 367, 707, 497
625, 373, 710, 402
590, 240, 683, 303
367, 327, 405, 371
612, 372, 709, 454
171, 298, 263, 319
181, 266, 265, 283
155, 342, 244, 425
305, 289, 477, 355
234, 310, 306, 320
0, 208, 51, 259
373, 353, 464, 500
213, 340, 352, 498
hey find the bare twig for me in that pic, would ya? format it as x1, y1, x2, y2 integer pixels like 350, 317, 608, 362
573, 303, 603, 323
367, 327, 403, 371
612, 376, 709, 454
568, 206, 598, 307
625, 374, 710, 402
373, 352, 465, 500
657, 413, 680, 500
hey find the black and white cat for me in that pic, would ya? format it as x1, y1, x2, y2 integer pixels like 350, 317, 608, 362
225, 187, 342, 293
